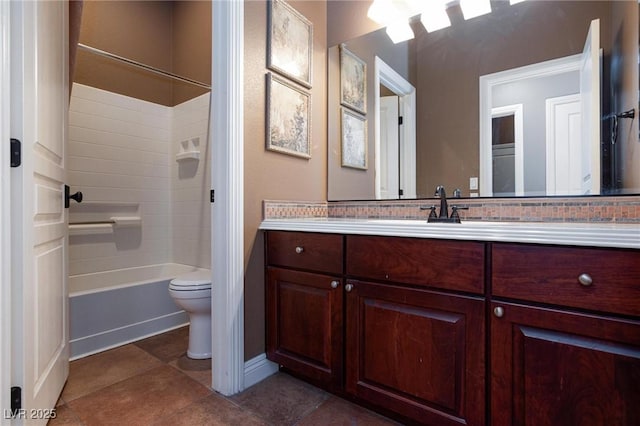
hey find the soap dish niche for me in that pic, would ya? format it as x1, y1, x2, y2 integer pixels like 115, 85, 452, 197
176, 137, 200, 162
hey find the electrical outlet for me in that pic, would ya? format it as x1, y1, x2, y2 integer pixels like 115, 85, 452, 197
469, 177, 478, 190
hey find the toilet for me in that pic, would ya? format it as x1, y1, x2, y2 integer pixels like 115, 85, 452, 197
169, 269, 212, 359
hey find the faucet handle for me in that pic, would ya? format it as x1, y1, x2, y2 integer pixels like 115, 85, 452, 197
450, 205, 469, 223
420, 205, 437, 220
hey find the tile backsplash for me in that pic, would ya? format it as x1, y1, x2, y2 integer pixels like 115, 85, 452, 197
264, 196, 640, 223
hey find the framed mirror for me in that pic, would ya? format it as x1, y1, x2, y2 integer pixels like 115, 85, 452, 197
327, 0, 640, 201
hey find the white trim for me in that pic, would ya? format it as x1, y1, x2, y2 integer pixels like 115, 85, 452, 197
244, 353, 279, 389
479, 54, 581, 196
491, 104, 524, 196
211, 0, 245, 396
0, 1, 11, 421
374, 56, 416, 199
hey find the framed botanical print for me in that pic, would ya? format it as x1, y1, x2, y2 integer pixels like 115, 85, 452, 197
268, 0, 313, 88
341, 107, 367, 169
340, 45, 367, 114
266, 73, 311, 159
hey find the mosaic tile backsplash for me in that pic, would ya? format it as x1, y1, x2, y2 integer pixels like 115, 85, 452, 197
264, 197, 640, 223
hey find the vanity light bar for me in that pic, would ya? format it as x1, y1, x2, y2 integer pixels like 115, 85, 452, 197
421, 1, 451, 32
386, 20, 415, 43
459, 0, 492, 20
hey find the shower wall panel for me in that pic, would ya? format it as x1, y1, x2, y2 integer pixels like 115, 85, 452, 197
171, 93, 211, 269
68, 83, 172, 276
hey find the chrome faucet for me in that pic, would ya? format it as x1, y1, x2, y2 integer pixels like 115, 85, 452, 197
420, 185, 468, 223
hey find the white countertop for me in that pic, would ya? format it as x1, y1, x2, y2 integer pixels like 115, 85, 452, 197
259, 218, 640, 249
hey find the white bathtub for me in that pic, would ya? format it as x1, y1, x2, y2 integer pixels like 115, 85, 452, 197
69, 263, 209, 360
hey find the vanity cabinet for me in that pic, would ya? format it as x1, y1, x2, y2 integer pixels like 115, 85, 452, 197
490, 243, 640, 425
265, 231, 344, 390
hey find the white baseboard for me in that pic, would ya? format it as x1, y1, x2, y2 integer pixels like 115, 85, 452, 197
244, 353, 278, 389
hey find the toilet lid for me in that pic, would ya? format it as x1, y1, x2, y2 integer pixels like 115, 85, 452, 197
170, 269, 212, 290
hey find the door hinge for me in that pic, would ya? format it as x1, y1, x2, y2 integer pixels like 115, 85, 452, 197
10, 386, 21, 416
398, 116, 403, 125
10, 138, 21, 167
210, 190, 215, 203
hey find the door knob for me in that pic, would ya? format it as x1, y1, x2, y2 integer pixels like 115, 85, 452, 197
64, 185, 83, 208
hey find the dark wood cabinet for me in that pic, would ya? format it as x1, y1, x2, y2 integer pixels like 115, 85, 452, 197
265, 231, 640, 425
491, 301, 640, 426
345, 279, 485, 426
266, 267, 343, 390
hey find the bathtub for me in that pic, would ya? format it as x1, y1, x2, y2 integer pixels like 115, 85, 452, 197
69, 263, 208, 360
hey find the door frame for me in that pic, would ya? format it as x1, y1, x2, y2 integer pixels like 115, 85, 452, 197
374, 56, 416, 199
0, 0, 12, 420
479, 54, 581, 196
211, 0, 245, 395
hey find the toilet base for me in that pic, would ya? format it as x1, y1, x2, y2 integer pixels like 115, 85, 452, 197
186, 314, 212, 360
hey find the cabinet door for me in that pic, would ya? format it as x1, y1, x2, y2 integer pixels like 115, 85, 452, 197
266, 267, 343, 390
345, 280, 485, 426
491, 301, 640, 425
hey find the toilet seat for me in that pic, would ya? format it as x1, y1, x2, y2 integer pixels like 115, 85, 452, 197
169, 269, 212, 291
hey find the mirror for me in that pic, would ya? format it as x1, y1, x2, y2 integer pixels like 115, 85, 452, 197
327, 1, 640, 200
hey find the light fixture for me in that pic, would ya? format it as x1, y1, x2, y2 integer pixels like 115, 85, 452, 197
386, 20, 415, 44
420, 1, 451, 33
367, 0, 398, 25
459, 0, 491, 20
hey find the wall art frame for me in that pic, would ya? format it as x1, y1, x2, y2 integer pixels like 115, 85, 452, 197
340, 44, 367, 115
267, 0, 313, 88
341, 107, 367, 169
266, 72, 311, 159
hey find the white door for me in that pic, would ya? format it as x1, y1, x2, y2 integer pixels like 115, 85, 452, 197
580, 18, 601, 194
546, 94, 582, 195
10, 0, 69, 420
379, 95, 399, 199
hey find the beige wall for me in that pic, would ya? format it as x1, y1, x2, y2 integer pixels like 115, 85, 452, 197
75, 1, 210, 107
244, 1, 327, 360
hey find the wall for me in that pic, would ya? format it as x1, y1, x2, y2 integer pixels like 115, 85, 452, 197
244, 1, 327, 360
76, 1, 211, 107
68, 83, 172, 275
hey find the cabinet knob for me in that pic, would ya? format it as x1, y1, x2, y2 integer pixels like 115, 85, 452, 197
578, 273, 593, 287
295, 246, 304, 254
494, 306, 504, 318
331, 280, 340, 289
345, 283, 354, 292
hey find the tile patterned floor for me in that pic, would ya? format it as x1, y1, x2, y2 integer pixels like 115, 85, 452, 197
51, 327, 399, 425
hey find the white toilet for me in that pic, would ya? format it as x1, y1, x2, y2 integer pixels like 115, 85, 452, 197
169, 269, 212, 359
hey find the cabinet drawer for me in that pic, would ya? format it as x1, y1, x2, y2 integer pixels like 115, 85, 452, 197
266, 231, 343, 274
492, 243, 640, 317
346, 235, 485, 293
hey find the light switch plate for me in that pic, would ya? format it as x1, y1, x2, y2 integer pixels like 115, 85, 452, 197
469, 177, 478, 190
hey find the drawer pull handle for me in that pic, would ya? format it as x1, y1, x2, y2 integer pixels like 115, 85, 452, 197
345, 283, 354, 292
578, 273, 593, 286
295, 246, 304, 254
494, 306, 504, 318
331, 280, 340, 289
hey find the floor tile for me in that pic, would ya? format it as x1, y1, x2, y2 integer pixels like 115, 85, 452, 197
49, 405, 84, 426
61, 344, 163, 401
297, 396, 401, 425
230, 373, 329, 425
168, 354, 212, 389
67, 365, 211, 426
134, 326, 190, 362
152, 393, 267, 426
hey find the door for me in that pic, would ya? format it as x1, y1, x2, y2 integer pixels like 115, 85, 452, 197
545, 94, 582, 195
379, 95, 399, 199
580, 18, 601, 194
10, 0, 69, 419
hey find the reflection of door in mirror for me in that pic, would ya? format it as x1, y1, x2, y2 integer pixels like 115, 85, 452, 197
374, 57, 416, 199
379, 91, 399, 199
491, 106, 523, 197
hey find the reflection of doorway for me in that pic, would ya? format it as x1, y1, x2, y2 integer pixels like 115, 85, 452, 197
374, 56, 416, 199
492, 104, 524, 196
